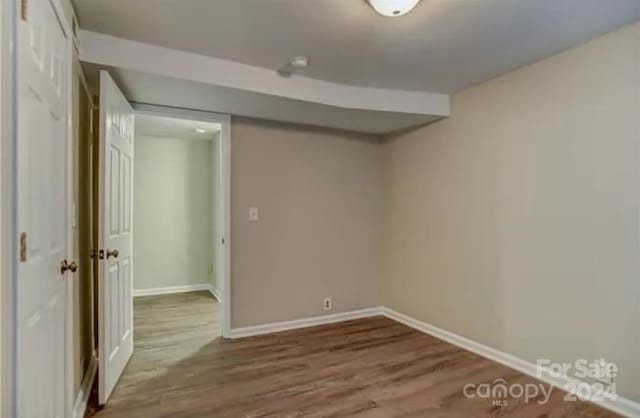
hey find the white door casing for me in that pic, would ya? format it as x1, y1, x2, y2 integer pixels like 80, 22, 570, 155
98, 70, 134, 404
16, 0, 69, 416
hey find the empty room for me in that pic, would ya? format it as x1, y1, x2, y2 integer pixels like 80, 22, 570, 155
1, 0, 640, 417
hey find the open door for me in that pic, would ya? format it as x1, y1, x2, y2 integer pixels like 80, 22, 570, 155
98, 70, 135, 404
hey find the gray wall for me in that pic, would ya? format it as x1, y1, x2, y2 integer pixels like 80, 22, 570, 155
230, 118, 383, 327
381, 22, 640, 402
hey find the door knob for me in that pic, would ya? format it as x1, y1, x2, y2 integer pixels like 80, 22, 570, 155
106, 249, 119, 259
60, 260, 78, 275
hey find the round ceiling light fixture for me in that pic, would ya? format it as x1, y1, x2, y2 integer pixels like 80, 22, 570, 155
367, 0, 422, 17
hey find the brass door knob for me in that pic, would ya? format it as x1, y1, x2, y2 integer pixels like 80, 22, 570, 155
60, 260, 78, 275
106, 249, 119, 259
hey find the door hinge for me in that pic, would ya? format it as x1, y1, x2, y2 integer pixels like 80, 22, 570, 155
19, 233, 27, 262
21, 0, 28, 21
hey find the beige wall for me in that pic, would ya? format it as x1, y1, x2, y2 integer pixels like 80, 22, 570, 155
231, 118, 383, 327
134, 136, 214, 291
382, 23, 640, 402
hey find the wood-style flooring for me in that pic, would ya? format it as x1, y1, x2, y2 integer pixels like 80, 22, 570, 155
91, 292, 617, 417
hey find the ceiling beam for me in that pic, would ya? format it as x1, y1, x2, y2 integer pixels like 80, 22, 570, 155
79, 30, 450, 117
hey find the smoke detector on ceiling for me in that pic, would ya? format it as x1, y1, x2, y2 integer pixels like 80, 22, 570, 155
368, 0, 422, 17
277, 56, 310, 78
289, 56, 310, 69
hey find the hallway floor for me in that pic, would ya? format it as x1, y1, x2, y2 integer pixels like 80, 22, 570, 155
89, 291, 220, 417
90, 293, 615, 418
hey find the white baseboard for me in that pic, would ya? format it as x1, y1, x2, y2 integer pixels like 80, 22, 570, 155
133, 284, 214, 297
209, 286, 222, 302
71, 355, 97, 418
381, 307, 640, 418
228, 307, 382, 339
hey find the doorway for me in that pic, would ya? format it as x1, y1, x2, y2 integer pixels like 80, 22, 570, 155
130, 112, 225, 342
89, 74, 231, 409
94, 107, 231, 413
132, 104, 231, 339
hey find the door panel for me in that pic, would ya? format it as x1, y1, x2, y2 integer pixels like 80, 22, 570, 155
109, 146, 120, 237
98, 71, 134, 404
122, 155, 132, 234
17, 0, 69, 416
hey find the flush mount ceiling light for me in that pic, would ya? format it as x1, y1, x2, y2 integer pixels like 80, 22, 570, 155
368, 0, 422, 17
195, 128, 206, 134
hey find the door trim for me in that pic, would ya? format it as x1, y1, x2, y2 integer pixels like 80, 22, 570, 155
132, 103, 232, 338
0, 0, 16, 416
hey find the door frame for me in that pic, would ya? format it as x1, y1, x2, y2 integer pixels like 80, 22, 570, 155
132, 103, 232, 338
0, 0, 16, 416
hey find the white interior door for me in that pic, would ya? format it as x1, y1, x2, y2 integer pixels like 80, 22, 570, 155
98, 70, 134, 404
16, 0, 69, 416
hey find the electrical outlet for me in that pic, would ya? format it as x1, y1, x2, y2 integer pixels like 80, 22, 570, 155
323, 297, 332, 310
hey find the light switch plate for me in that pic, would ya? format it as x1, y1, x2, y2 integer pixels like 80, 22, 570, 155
248, 207, 259, 221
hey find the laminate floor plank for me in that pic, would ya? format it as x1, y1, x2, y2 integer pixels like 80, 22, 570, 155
91, 292, 617, 418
